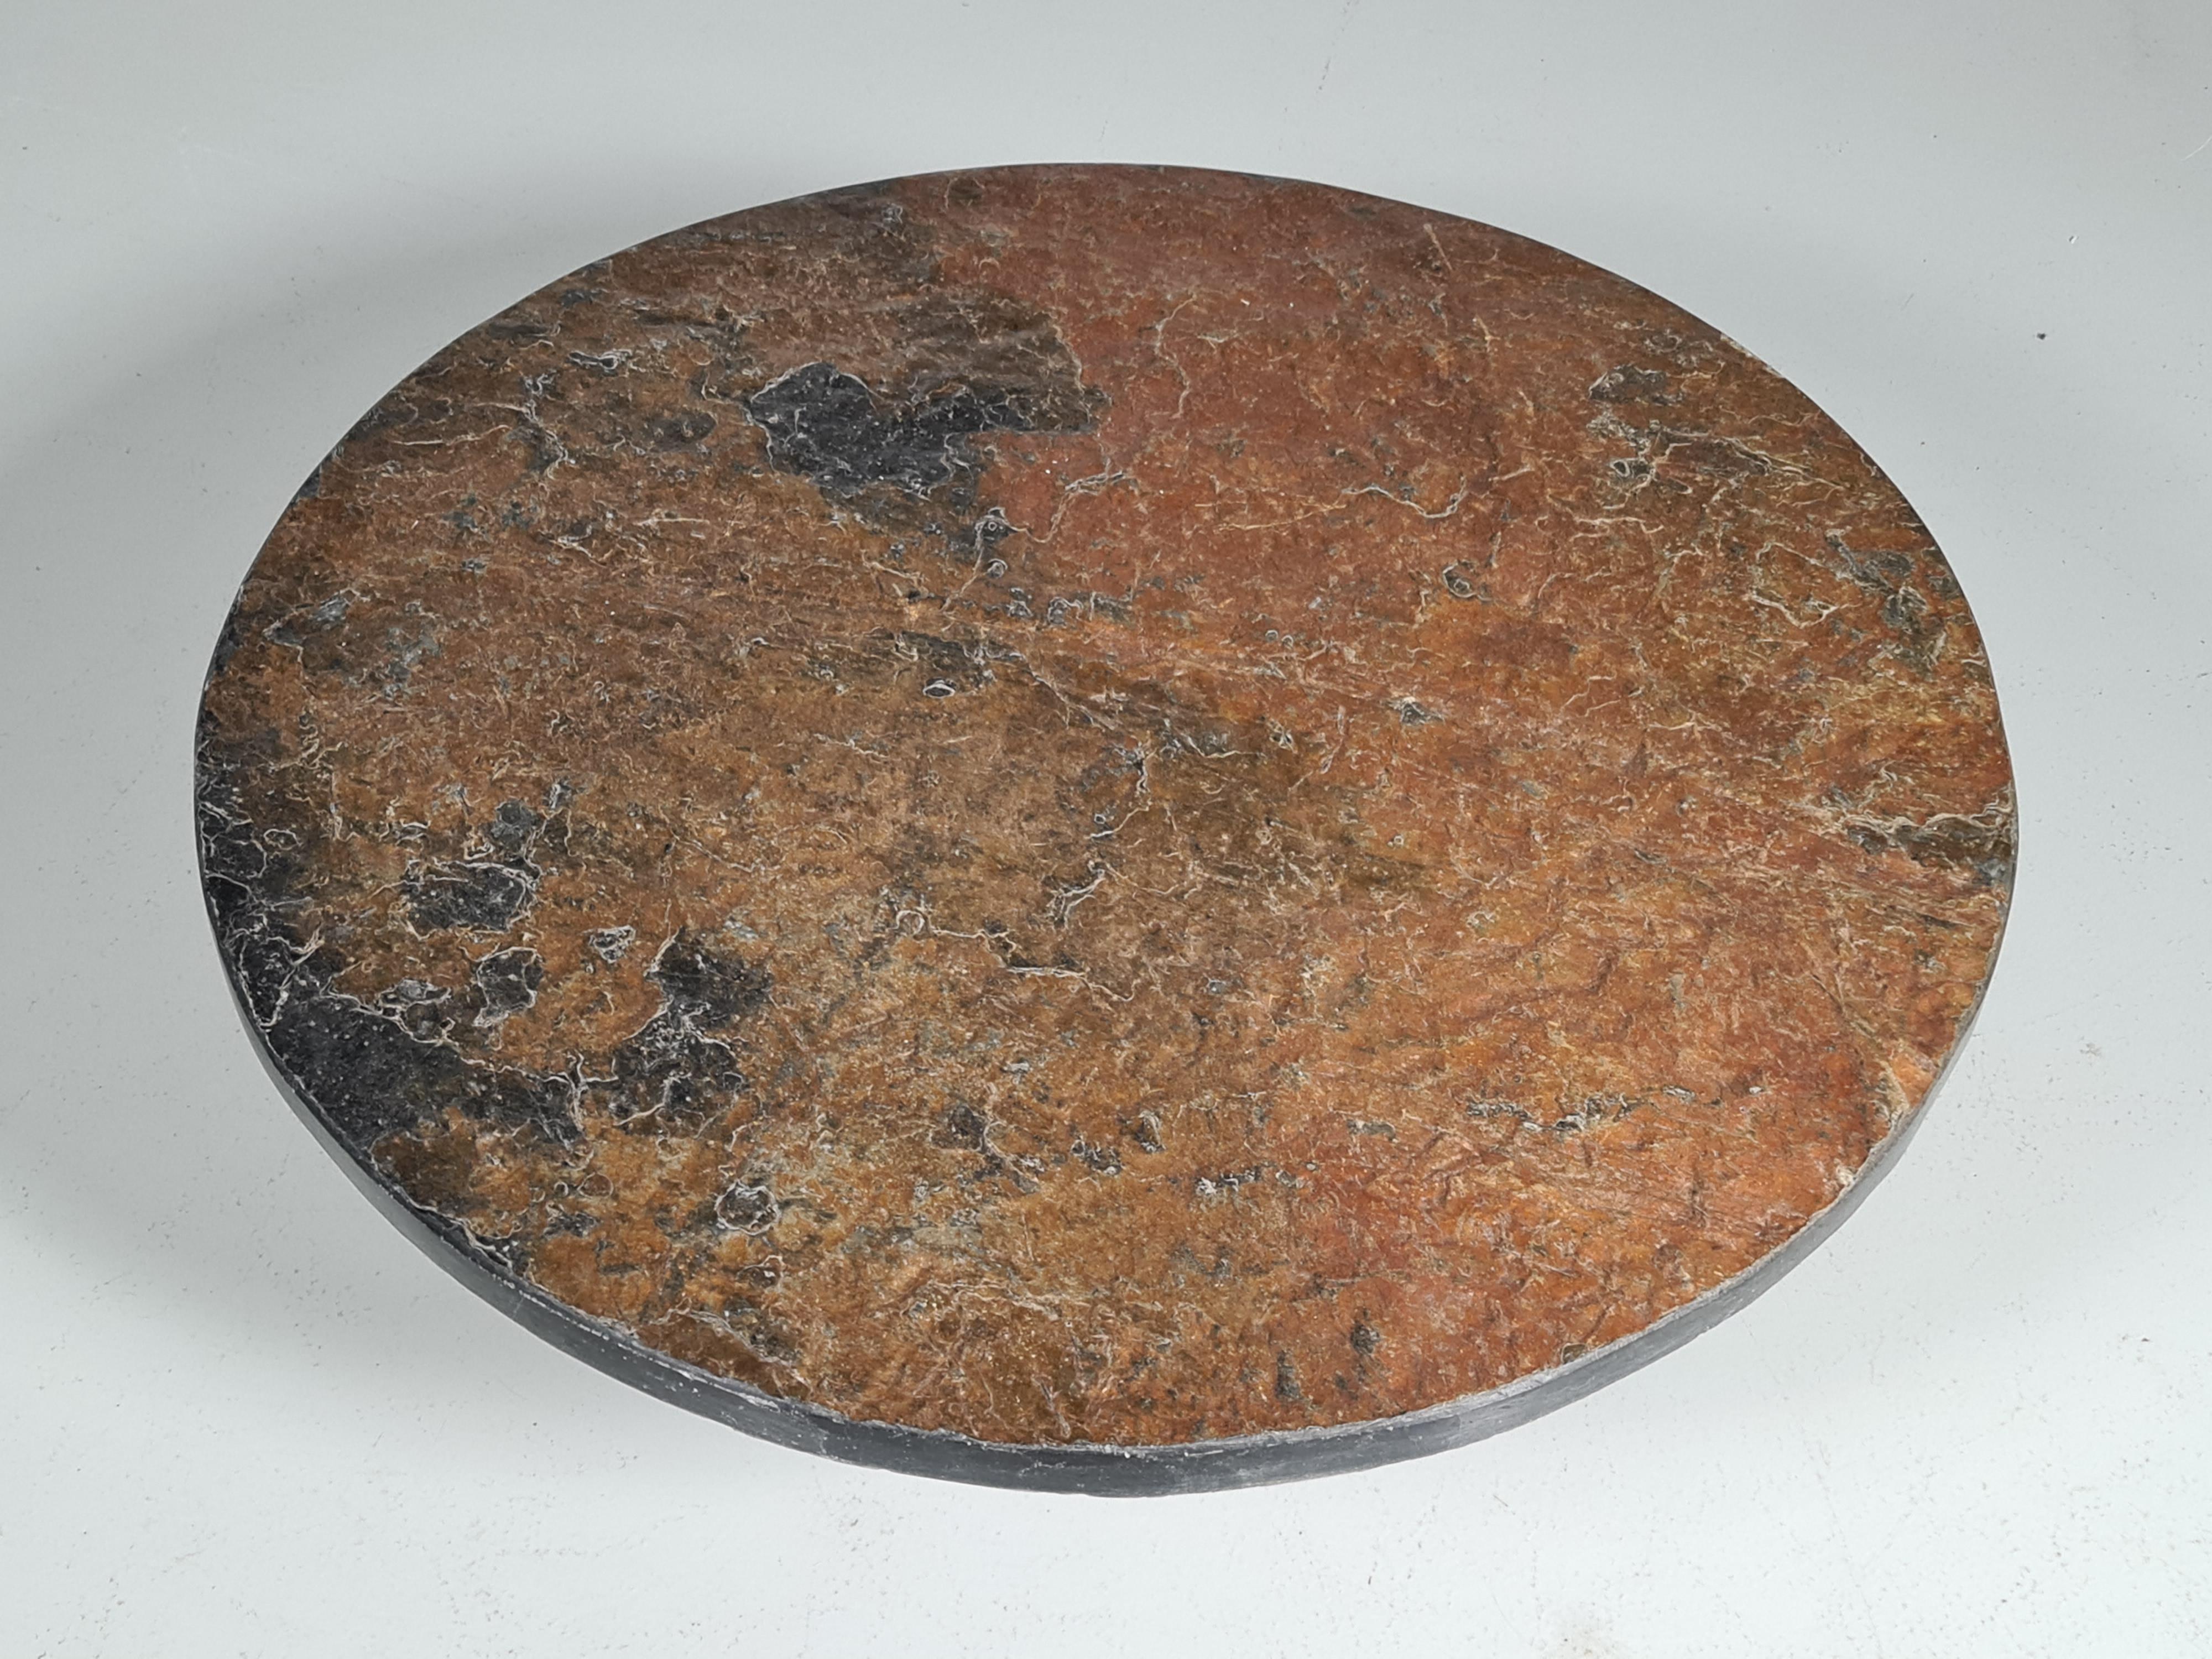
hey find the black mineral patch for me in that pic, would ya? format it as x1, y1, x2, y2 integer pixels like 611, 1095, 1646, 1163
646, 930, 771, 1029
593, 930, 770, 1126
602, 1014, 749, 1126
472, 947, 544, 1024
264, 988, 477, 1146
1825, 534, 1949, 675
378, 978, 455, 1042
745, 362, 1032, 498
484, 799, 545, 858
1846, 804, 2017, 890
404, 858, 538, 933
202, 762, 578, 1152
262, 979, 574, 1148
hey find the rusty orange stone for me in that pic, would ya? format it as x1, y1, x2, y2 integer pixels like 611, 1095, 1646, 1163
197, 165, 2012, 1490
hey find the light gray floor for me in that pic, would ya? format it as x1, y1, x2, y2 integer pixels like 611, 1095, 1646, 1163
4, 3, 2207, 1654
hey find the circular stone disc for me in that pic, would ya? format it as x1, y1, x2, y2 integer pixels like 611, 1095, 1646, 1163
197, 165, 2013, 1493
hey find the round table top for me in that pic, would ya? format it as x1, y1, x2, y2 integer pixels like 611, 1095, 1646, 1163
197, 164, 2012, 1491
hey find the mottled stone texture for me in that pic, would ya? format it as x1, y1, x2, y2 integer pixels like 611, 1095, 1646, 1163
199, 165, 2012, 1452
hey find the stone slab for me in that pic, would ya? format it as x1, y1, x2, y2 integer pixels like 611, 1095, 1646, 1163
196, 165, 2013, 1492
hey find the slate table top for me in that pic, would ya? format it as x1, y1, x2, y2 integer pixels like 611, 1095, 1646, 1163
196, 164, 2012, 1490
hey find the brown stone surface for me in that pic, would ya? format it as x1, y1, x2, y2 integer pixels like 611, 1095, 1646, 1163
197, 165, 2012, 1450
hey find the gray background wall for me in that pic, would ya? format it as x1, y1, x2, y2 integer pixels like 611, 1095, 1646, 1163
3, 3, 2206, 1653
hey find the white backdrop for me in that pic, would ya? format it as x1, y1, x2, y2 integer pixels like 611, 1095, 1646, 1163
3, 3, 2208, 1653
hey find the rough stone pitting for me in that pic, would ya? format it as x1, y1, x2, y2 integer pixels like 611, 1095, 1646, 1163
195, 164, 2012, 1491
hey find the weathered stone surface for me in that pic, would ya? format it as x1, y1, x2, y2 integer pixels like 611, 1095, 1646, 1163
197, 165, 2012, 1483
